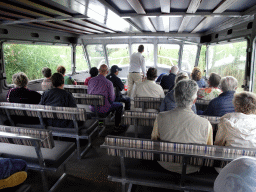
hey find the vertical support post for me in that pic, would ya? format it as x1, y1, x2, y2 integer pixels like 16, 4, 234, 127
195, 45, 201, 67
205, 45, 209, 75
154, 39, 158, 68
103, 43, 110, 67
82, 39, 92, 69
120, 150, 127, 192
71, 44, 76, 75
72, 114, 81, 159
180, 156, 188, 187
178, 44, 183, 69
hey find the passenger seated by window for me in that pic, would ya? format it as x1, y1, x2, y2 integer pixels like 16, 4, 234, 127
106, 65, 131, 110
160, 66, 179, 90
41, 67, 53, 91
215, 91, 256, 148
152, 80, 213, 174
200, 76, 237, 116
7, 72, 41, 104
57, 65, 77, 85
84, 67, 98, 86
88, 64, 124, 132
191, 67, 206, 88
159, 72, 196, 113
197, 72, 222, 100
214, 156, 256, 192
134, 67, 165, 98
155, 72, 167, 83
0, 157, 28, 190
40, 73, 77, 127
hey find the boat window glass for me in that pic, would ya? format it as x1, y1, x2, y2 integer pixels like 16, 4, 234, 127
86, 44, 106, 68
3, 43, 71, 84
87, 0, 105, 24
198, 45, 207, 77
106, 44, 129, 67
182, 45, 198, 72
208, 41, 247, 92
157, 44, 179, 68
132, 44, 154, 66
76, 45, 89, 72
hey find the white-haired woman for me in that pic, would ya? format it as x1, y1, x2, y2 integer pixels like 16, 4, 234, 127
215, 91, 256, 147
7, 72, 41, 104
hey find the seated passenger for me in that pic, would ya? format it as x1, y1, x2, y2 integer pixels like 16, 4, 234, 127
41, 67, 53, 91
160, 66, 179, 90
84, 67, 98, 86
151, 79, 213, 174
159, 72, 196, 113
106, 65, 130, 110
57, 65, 77, 85
201, 76, 237, 116
155, 72, 167, 83
197, 72, 222, 100
7, 72, 41, 104
214, 156, 256, 192
191, 67, 206, 88
0, 158, 27, 190
215, 91, 256, 148
88, 64, 124, 131
40, 73, 77, 127
134, 67, 165, 98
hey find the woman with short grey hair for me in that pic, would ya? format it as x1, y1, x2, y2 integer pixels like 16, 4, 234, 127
7, 72, 41, 104
41, 67, 53, 91
220, 76, 238, 92
215, 91, 256, 148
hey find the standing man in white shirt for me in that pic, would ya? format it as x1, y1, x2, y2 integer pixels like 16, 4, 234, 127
127, 45, 146, 97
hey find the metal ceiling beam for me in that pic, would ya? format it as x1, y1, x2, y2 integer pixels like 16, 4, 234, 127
142, 17, 156, 32
121, 12, 243, 18
192, 0, 240, 33
243, 4, 256, 15
126, 0, 146, 14
0, 15, 88, 25
160, 0, 170, 13
162, 17, 169, 33
178, 0, 202, 32
124, 18, 143, 32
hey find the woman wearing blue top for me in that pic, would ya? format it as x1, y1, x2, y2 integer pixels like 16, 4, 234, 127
191, 67, 206, 88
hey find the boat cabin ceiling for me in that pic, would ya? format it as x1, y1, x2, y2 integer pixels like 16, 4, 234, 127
0, 0, 256, 44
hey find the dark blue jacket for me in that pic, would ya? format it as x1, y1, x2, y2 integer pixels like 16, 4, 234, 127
106, 73, 124, 101
203, 91, 235, 117
160, 73, 176, 90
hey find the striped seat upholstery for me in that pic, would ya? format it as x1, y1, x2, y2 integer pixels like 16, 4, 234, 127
123, 111, 157, 127
0, 102, 87, 121
0, 125, 54, 148
200, 115, 221, 124
64, 85, 88, 94
72, 93, 105, 106
134, 97, 163, 112
104, 136, 256, 168
196, 100, 211, 105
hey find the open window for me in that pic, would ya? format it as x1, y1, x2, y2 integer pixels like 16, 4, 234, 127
86, 44, 106, 68
181, 44, 198, 72
157, 44, 179, 68
106, 44, 129, 67
76, 45, 89, 72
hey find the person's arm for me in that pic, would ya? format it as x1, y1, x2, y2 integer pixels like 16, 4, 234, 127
108, 82, 115, 103
214, 117, 227, 146
159, 87, 165, 98
140, 55, 146, 77
206, 122, 213, 145
116, 77, 124, 91
151, 118, 160, 140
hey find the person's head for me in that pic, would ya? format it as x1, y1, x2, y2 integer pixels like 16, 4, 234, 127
208, 72, 221, 87
51, 73, 64, 88
214, 156, 256, 192
170, 66, 179, 75
147, 67, 157, 80
99, 64, 109, 76
42, 67, 52, 78
220, 76, 238, 92
175, 72, 189, 84
110, 65, 122, 75
12, 72, 29, 88
191, 67, 202, 81
138, 45, 144, 53
57, 65, 66, 75
174, 79, 198, 108
233, 92, 256, 114
89, 67, 98, 77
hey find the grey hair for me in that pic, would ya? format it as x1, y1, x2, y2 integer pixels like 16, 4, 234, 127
12, 72, 29, 88
175, 72, 189, 84
220, 76, 238, 92
170, 66, 179, 74
174, 79, 198, 107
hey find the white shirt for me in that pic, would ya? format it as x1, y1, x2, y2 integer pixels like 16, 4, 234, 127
129, 52, 146, 76
134, 80, 165, 98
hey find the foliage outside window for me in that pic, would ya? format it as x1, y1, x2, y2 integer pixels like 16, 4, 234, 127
86, 44, 106, 68
208, 41, 247, 92
3, 43, 71, 84
181, 45, 198, 72
76, 45, 89, 72
106, 44, 129, 67
157, 44, 179, 68
132, 44, 154, 66
198, 45, 207, 77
